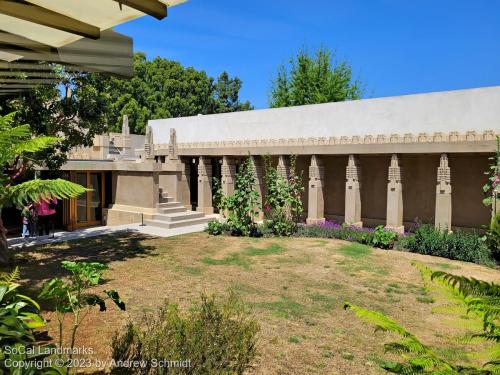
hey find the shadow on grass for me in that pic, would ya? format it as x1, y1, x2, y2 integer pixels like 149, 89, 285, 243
1, 233, 158, 299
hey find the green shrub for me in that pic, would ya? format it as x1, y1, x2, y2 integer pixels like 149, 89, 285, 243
111, 293, 259, 375
263, 155, 304, 236
371, 226, 399, 249
218, 157, 260, 237
0, 268, 63, 374
400, 224, 493, 265
207, 220, 225, 235
483, 210, 500, 261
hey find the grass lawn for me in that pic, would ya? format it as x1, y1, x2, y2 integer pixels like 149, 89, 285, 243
5, 233, 500, 374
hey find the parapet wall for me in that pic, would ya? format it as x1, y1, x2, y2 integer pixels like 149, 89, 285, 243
149, 86, 500, 145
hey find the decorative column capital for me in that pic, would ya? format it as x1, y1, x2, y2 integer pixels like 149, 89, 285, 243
309, 155, 325, 180
346, 154, 360, 183
388, 154, 403, 184
221, 156, 236, 177
437, 153, 451, 191
198, 156, 212, 179
277, 155, 290, 178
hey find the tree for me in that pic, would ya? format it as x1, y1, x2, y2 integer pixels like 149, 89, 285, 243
1, 69, 110, 170
0, 112, 86, 264
269, 47, 364, 108
96, 53, 252, 134
1, 54, 252, 167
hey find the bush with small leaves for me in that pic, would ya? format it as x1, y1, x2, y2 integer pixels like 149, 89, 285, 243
111, 293, 259, 375
371, 226, 400, 249
207, 220, 225, 236
400, 224, 493, 266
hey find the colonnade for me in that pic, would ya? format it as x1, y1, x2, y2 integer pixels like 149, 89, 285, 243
188, 153, 454, 232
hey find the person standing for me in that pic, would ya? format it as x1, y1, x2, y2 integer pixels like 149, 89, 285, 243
36, 197, 57, 237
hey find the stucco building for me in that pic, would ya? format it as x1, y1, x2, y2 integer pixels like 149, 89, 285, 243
59, 86, 500, 232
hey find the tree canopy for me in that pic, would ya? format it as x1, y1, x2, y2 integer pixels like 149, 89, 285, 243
0, 53, 252, 168
97, 52, 252, 134
269, 47, 364, 108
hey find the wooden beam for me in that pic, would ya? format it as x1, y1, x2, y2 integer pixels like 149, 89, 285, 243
0, 71, 57, 78
0, 78, 59, 84
0, 1, 100, 40
113, 0, 167, 20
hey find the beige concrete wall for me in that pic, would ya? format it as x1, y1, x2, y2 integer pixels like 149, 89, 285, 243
450, 154, 491, 229
159, 172, 180, 200
324, 156, 348, 219
114, 171, 159, 208
360, 155, 390, 225
401, 154, 440, 225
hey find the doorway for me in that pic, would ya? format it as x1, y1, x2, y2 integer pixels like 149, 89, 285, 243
66, 171, 105, 230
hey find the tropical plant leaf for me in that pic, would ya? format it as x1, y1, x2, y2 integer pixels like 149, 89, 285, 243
8, 178, 88, 206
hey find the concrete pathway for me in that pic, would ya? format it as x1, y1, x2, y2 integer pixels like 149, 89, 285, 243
7, 221, 211, 249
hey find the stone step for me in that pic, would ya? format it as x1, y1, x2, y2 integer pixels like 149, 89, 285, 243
159, 196, 176, 203
144, 216, 210, 229
157, 201, 184, 209
156, 206, 187, 214
152, 211, 205, 222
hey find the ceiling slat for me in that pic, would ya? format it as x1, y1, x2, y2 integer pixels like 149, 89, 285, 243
0, 1, 100, 40
112, 0, 167, 20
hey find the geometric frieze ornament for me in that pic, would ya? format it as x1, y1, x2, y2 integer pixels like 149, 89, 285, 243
197, 156, 214, 214
344, 155, 362, 227
435, 153, 452, 231
385, 154, 404, 233
307, 155, 326, 225
168, 130, 498, 154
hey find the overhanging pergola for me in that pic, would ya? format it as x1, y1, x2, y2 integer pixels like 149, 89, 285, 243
0, 0, 186, 95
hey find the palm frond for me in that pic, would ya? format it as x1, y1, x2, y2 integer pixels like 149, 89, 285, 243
7, 179, 88, 206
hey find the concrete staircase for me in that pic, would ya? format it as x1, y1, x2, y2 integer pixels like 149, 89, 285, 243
143, 191, 209, 229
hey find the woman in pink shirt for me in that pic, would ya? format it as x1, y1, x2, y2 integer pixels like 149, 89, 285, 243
36, 197, 57, 237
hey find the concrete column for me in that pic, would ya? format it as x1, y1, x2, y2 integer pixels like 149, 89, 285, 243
197, 156, 214, 214
277, 155, 290, 178
306, 155, 325, 225
386, 154, 404, 233
179, 159, 191, 209
345, 155, 362, 227
435, 153, 452, 231
221, 156, 236, 196
250, 156, 265, 219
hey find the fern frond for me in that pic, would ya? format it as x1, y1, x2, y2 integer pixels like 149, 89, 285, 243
0, 267, 20, 283
14, 136, 60, 154
344, 302, 411, 337
7, 179, 88, 206
431, 272, 500, 298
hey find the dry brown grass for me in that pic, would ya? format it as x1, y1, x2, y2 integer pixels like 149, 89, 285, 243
5, 232, 500, 374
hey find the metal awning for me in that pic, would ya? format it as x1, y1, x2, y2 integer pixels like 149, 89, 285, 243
0, 0, 186, 95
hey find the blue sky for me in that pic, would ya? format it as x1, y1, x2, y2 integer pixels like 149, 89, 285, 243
116, 0, 500, 109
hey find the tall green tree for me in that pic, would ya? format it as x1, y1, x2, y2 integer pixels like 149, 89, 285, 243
0, 113, 86, 264
98, 53, 252, 134
2, 69, 110, 170
269, 47, 364, 108
1, 54, 252, 167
